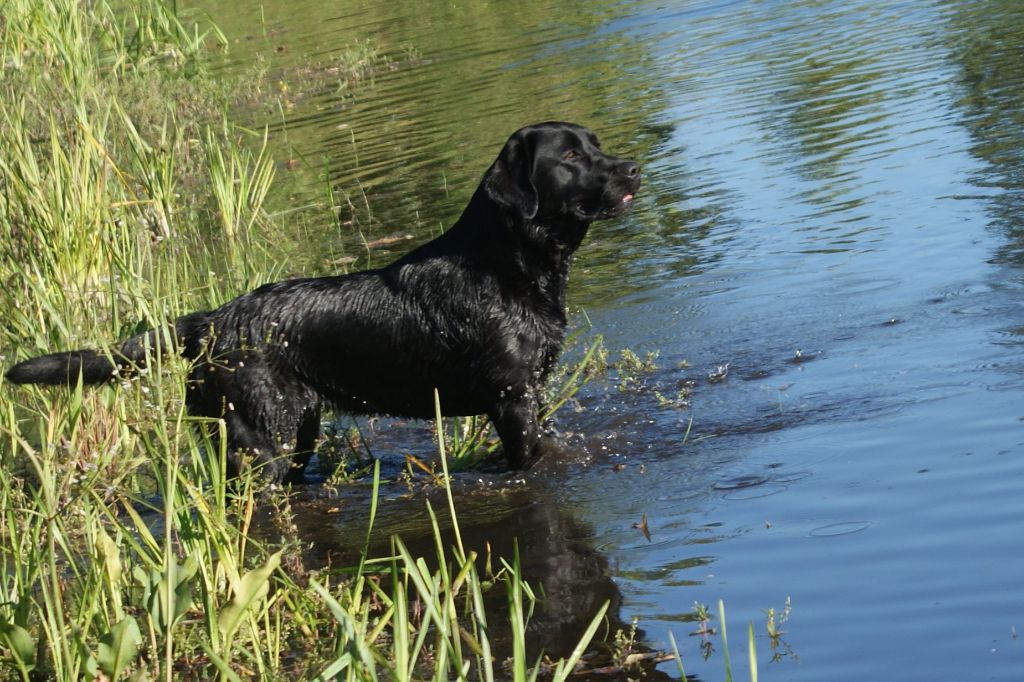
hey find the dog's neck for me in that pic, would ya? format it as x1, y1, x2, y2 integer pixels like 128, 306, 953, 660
461, 187, 590, 264
443, 188, 588, 318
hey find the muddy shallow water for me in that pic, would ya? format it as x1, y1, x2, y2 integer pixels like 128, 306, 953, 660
188, 0, 1024, 678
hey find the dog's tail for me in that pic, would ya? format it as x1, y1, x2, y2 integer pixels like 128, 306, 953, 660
5, 312, 209, 387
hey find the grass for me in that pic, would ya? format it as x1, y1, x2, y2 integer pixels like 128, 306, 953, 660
0, 1, 767, 679
0, 387, 609, 680
0, 1, 615, 679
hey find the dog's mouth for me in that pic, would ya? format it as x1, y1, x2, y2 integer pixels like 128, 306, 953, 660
588, 190, 636, 219
573, 189, 637, 220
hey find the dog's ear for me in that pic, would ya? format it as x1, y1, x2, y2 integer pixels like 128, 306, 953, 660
484, 132, 538, 220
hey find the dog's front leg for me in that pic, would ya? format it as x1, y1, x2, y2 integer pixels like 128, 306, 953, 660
488, 397, 542, 469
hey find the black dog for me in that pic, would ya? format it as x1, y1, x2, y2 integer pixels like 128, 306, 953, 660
5, 122, 641, 483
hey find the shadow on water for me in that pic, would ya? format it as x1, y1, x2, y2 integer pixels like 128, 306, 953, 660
286, 474, 677, 677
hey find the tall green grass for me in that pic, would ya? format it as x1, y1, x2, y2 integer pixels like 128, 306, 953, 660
0, 1, 613, 679
0, 1, 767, 679
0, 387, 610, 680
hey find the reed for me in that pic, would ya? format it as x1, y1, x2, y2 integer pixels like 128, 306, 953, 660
0, 1, 613, 679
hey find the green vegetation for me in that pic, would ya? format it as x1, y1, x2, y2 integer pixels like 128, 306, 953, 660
0, 1, 612, 679
0, 1, 766, 679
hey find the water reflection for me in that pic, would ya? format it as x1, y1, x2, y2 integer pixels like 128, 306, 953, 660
183, 0, 1024, 678
289, 483, 676, 670
192, 0, 683, 303
947, 0, 1024, 268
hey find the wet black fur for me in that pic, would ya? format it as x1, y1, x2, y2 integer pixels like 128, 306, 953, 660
6, 122, 641, 483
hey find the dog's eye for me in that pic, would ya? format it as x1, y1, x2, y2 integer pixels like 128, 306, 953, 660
562, 149, 580, 162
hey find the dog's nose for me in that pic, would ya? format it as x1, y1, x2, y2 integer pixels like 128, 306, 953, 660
621, 161, 640, 179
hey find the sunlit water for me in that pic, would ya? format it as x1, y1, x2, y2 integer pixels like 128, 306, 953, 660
187, 0, 1024, 678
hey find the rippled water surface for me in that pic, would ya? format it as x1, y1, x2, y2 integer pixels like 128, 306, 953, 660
187, 0, 1024, 678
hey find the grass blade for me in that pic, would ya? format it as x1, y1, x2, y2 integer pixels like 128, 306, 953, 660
719, 599, 732, 682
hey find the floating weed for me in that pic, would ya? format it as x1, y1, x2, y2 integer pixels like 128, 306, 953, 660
614, 348, 659, 392
616, 348, 659, 374
654, 381, 695, 409
765, 596, 799, 663
666, 600, 768, 682
693, 601, 712, 626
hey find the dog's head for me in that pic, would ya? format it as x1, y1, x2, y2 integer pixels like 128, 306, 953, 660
484, 122, 641, 225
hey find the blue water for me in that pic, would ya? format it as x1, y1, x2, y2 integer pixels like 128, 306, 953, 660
192, 0, 1024, 677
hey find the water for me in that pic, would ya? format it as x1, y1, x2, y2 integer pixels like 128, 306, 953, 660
187, 0, 1024, 678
